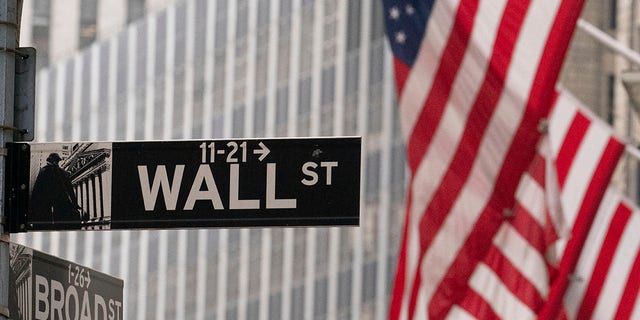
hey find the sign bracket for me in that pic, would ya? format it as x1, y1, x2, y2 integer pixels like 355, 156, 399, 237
4, 143, 29, 232
13, 47, 35, 142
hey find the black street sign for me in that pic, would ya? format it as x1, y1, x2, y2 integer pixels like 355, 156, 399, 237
9, 242, 124, 319
6, 137, 361, 231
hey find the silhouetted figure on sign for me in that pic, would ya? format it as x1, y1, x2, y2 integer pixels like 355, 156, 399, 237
30, 153, 82, 229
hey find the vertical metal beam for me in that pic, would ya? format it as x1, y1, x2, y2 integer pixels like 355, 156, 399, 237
287, 0, 301, 138
239, 1, 258, 319
182, 0, 196, 140
305, 1, 324, 318
163, 5, 176, 140
223, 1, 237, 139
0, 0, 17, 317
35, 69, 47, 140
353, 0, 372, 318
377, 40, 394, 320
218, 1, 238, 318
176, 229, 187, 319
328, 0, 348, 318
73, 50, 85, 141
195, 229, 208, 320
157, 6, 176, 318
281, 0, 300, 316
125, 26, 137, 140
201, 0, 216, 139
136, 231, 149, 320
265, 0, 279, 137
53, 62, 65, 141
197, 0, 217, 318
89, 44, 100, 141
176, 3, 196, 318
144, 14, 157, 140
244, 0, 257, 137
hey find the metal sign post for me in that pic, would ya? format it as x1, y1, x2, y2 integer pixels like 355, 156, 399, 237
7, 137, 361, 231
0, 0, 18, 318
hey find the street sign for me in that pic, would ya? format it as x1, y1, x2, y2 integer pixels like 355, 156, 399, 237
9, 242, 124, 319
6, 137, 361, 231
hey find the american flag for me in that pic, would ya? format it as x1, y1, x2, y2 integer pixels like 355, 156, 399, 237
565, 189, 640, 319
384, 0, 588, 318
539, 90, 625, 318
458, 90, 624, 319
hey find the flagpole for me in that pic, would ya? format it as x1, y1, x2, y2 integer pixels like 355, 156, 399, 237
575, 19, 640, 164
627, 144, 640, 161
577, 19, 640, 67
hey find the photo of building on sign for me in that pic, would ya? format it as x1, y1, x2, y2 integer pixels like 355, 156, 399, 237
28, 142, 113, 230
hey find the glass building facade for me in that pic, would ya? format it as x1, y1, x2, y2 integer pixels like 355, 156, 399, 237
14, 0, 408, 319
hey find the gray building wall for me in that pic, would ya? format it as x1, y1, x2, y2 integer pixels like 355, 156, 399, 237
15, 0, 407, 319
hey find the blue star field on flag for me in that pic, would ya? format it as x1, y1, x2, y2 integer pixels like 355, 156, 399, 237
383, 0, 434, 66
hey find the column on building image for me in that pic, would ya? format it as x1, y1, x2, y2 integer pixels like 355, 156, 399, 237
73, 170, 106, 226
66, 147, 112, 228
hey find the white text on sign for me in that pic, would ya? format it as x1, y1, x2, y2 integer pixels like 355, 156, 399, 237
136, 163, 297, 211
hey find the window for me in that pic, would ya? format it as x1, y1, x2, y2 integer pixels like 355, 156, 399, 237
258, 0, 269, 27
33, 0, 50, 68
371, 0, 385, 40
236, 0, 248, 38
278, 22, 291, 83
298, 77, 312, 115
369, 40, 385, 86
276, 87, 289, 136
173, 5, 187, 138
254, 98, 266, 135
233, 107, 245, 137
609, 0, 617, 30
98, 43, 110, 139
269, 292, 282, 319
127, 232, 140, 319
345, 51, 359, 93
366, 151, 381, 200
79, 0, 97, 49
347, 0, 361, 52
80, 52, 91, 140
291, 286, 304, 318
363, 261, 377, 301
321, 66, 335, 106
299, 7, 314, 74
127, 0, 145, 24
280, 0, 292, 17
63, 61, 75, 138
338, 269, 352, 310
314, 277, 328, 318
276, 86, 288, 126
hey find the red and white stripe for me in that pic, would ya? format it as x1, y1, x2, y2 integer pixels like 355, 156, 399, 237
444, 90, 625, 319
457, 150, 550, 319
563, 190, 640, 319
538, 90, 625, 318
390, 0, 586, 318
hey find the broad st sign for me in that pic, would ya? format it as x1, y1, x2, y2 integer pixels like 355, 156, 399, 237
6, 137, 361, 231
9, 242, 124, 319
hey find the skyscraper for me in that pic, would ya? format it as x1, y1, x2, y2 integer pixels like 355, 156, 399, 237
15, 0, 407, 318
17, 0, 638, 318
